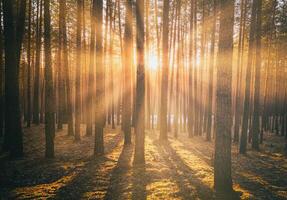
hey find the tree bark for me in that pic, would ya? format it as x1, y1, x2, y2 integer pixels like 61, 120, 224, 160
44, 0, 55, 158
206, 0, 217, 141
214, 0, 234, 192
86, 0, 96, 137
33, 0, 42, 125
122, 0, 133, 145
94, 0, 105, 156
75, 0, 83, 141
134, 0, 145, 165
159, 0, 169, 141
2, 0, 26, 157
252, 0, 262, 150
240, 0, 257, 154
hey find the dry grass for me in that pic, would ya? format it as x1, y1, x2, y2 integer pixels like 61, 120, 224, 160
0, 126, 286, 199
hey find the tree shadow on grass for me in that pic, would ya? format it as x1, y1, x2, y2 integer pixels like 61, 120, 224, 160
171, 137, 285, 199
155, 139, 241, 200
131, 164, 147, 200
53, 133, 123, 199
104, 144, 134, 200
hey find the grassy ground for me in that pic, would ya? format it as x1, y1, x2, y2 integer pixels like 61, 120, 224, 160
0, 125, 286, 199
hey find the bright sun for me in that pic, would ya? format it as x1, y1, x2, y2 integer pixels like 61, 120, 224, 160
148, 54, 159, 70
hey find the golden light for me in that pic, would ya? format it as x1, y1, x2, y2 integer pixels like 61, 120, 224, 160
147, 54, 159, 71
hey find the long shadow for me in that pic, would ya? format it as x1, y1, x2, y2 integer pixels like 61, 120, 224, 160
156, 139, 242, 200
155, 140, 214, 199
53, 133, 123, 199
131, 164, 147, 200
104, 144, 134, 200
176, 137, 286, 199
177, 137, 213, 166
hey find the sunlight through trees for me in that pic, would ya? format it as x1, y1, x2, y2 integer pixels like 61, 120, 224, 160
0, 0, 286, 199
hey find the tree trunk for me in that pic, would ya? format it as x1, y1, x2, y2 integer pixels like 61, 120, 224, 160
61, 0, 74, 136
188, 0, 194, 138
26, 0, 32, 128
252, 0, 262, 150
2, 0, 26, 157
159, 0, 169, 141
234, 0, 246, 143
0, 2, 4, 138
44, 0, 55, 158
86, 0, 96, 137
240, 0, 257, 154
75, 0, 83, 141
94, 0, 105, 156
122, 0, 133, 145
133, 0, 145, 165
33, 0, 42, 125
214, 0, 234, 192
206, 0, 216, 141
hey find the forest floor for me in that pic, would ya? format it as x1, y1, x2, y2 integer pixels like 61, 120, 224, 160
0, 125, 287, 200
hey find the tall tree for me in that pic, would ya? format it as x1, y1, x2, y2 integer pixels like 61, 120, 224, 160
94, 0, 105, 156
252, 0, 262, 150
61, 0, 74, 136
33, 0, 42, 125
159, 0, 169, 141
240, 0, 258, 154
145, 0, 151, 130
134, 0, 145, 165
57, 0, 64, 130
233, 0, 246, 143
206, 0, 216, 141
75, 0, 83, 141
0, 3, 3, 138
122, 0, 133, 145
214, 0, 234, 192
86, 0, 96, 136
2, 0, 26, 157
174, 0, 181, 138
44, 0, 55, 158
188, 0, 194, 138
26, 0, 32, 127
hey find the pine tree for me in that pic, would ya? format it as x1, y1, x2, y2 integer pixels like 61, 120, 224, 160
214, 0, 234, 192
159, 0, 170, 141
134, 0, 145, 165
44, 0, 55, 158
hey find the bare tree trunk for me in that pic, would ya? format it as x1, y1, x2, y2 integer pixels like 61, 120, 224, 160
33, 0, 42, 125
75, 0, 83, 141
0, 5, 3, 137
2, 0, 26, 157
26, 0, 32, 128
44, 0, 55, 158
57, 1, 64, 130
117, 0, 123, 127
252, 0, 262, 150
240, 0, 257, 154
61, 0, 74, 136
234, 0, 246, 143
188, 0, 194, 138
145, 0, 151, 130
193, 0, 199, 136
159, 0, 169, 141
86, 0, 96, 137
94, 0, 105, 156
206, 0, 216, 141
174, 0, 181, 139
214, 0, 234, 192
109, 1, 115, 129
134, 0, 145, 165
122, 0, 133, 145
